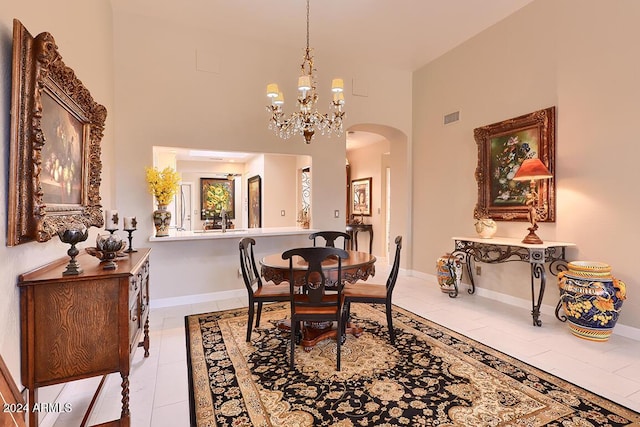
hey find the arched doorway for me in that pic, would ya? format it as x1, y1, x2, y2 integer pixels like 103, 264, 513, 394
346, 124, 409, 266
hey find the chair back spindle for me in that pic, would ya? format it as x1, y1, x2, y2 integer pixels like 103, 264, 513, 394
239, 237, 261, 290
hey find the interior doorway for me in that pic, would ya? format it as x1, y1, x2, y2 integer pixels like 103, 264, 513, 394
346, 124, 409, 264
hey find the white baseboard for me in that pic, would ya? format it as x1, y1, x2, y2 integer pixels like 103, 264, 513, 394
150, 288, 246, 309
411, 270, 640, 342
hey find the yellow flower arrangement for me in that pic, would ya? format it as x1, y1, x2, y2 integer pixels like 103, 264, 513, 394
145, 166, 181, 205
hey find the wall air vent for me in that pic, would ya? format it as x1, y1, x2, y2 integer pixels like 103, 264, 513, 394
444, 111, 460, 125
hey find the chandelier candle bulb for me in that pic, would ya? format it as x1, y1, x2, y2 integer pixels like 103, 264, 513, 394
266, 84, 279, 97
298, 75, 311, 91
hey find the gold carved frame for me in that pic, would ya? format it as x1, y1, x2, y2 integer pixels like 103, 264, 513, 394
8, 19, 106, 246
474, 107, 556, 222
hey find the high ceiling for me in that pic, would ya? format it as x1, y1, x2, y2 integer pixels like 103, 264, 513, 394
110, 0, 534, 71
110, 0, 534, 155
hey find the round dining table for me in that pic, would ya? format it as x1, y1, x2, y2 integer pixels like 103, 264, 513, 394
261, 250, 376, 287
260, 250, 376, 350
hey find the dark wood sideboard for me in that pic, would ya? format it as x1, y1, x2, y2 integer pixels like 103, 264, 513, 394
18, 248, 151, 427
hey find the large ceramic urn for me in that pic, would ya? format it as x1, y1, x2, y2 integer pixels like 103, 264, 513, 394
557, 261, 626, 342
436, 253, 463, 293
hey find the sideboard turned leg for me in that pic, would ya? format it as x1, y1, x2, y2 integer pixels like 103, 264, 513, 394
121, 373, 130, 419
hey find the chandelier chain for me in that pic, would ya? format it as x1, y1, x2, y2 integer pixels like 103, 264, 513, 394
306, 0, 310, 51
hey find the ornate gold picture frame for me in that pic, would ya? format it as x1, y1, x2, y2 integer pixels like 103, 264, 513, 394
8, 19, 106, 246
474, 107, 556, 222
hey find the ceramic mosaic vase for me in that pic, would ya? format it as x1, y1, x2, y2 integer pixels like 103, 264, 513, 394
436, 253, 463, 293
557, 261, 626, 342
153, 204, 171, 237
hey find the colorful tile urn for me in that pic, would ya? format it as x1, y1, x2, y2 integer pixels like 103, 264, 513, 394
557, 261, 626, 342
436, 253, 463, 293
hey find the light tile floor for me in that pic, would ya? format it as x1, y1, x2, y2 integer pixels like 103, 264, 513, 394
52, 262, 640, 426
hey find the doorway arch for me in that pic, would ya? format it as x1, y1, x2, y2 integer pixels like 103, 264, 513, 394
346, 123, 410, 268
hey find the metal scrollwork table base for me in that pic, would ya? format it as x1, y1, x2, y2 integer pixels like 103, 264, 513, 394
448, 237, 576, 327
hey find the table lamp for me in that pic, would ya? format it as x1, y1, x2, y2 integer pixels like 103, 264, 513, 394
512, 158, 552, 244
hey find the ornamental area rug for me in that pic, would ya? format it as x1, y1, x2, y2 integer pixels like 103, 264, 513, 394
185, 303, 640, 427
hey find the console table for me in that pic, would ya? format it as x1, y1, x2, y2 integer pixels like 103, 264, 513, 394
18, 248, 151, 427
345, 223, 373, 254
448, 237, 575, 326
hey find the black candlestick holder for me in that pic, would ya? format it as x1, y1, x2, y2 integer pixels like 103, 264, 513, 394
58, 227, 89, 276
105, 228, 118, 235
124, 228, 137, 253
96, 234, 125, 270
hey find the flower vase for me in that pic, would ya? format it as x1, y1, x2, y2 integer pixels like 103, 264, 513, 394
557, 261, 626, 342
153, 204, 171, 237
474, 217, 497, 239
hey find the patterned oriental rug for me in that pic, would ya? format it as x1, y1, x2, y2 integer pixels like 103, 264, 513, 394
185, 303, 640, 427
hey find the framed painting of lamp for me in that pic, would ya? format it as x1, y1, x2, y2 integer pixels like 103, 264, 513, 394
473, 106, 556, 223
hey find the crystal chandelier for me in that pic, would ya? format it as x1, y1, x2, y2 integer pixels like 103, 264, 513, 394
266, 0, 345, 144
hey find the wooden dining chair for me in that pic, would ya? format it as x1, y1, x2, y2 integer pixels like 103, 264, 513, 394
309, 231, 351, 250
239, 237, 291, 342
281, 246, 349, 371
343, 236, 402, 344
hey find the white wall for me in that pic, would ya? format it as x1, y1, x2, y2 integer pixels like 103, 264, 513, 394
0, 0, 114, 396
263, 154, 298, 227
111, 11, 413, 301
412, 0, 640, 328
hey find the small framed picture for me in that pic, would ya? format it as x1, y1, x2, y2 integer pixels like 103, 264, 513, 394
351, 177, 372, 216
248, 175, 262, 228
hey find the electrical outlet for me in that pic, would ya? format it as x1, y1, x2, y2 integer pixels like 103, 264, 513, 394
280, 210, 285, 216
237, 268, 242, 278
476, 266, 482, 276
334, 210, 340, 218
